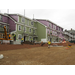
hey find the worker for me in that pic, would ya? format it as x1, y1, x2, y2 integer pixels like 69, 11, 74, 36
9, 34, 11, 39
21, 38, 23, 45
48, 41, 51, 48
31, 38, 33, 43
13, 34, 16, 41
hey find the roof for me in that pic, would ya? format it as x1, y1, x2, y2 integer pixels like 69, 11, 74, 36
36, 19, 63, 29
34, 19, 47, 28
68, 30, 75, 34
6, 13, 33, 21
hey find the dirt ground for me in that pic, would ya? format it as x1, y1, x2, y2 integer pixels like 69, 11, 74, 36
0, 44, 75, 65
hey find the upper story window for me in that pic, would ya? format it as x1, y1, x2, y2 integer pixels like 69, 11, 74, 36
29, 28, 31, 33
21, 17, 25, 23
31, 21, 34, 25
33, 29, 35, 34
24, 27, 26, 32
53, 25, 56, 30
0, 15, 2, 21
49, 23, 52, 28
58, 27, 59, 31
27, 20, 29, 25
18, 25, 21, 31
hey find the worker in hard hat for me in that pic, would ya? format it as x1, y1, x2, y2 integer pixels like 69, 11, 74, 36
48, 41, 51, 48
21, 38, 23, 45
31, 38, 33, 44
9, 33, 11, 39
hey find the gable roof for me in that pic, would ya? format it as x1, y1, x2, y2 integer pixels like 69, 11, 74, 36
34, 19, 47, 28
36, 19, 63, 29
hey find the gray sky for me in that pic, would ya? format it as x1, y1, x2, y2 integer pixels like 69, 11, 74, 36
0, 9, 75, 30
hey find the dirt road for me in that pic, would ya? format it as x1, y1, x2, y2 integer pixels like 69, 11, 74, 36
0, 45, 75, 65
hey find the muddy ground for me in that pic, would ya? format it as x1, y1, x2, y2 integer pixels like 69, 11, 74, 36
0, 44, 75, 65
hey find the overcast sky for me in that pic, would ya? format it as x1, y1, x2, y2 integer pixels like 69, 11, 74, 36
0, 9, 75, 30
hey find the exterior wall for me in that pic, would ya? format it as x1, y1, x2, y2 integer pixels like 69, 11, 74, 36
8, 18, 16, 32
10, 15, 18, 22
11, 15, 37, 42
0, 14, 8, 23
37, 19, 64, 42
34, 22, 46, 42
36, 20, 47, 26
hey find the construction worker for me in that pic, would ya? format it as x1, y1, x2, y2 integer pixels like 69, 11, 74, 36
21, 38, 23, 45
9, 34, 11, 39
13, 34, 16, 41
31, 38, 33, 42
48, 41, 51, 48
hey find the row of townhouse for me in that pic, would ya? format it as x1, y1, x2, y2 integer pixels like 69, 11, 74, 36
64, 29, 75, 41
0, 13, 75, 43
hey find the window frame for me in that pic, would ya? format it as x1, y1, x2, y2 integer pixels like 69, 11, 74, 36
31, 21, 34, 25
29, 28, 32, 33
24, 27, 26, 32
21, 17, 25, 23
33, 29, 35, 34
18, 34, 22, 40
18, 25, 21, 31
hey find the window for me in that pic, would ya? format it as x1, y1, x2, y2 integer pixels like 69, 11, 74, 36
27, 20, 29, 25
21, 17, 25, 22
31, 21, 33, 25
48, 29, 49, 34
18, 25, 21, 31
53, 25, 55, 29
0, 15, 2, 21
33, 29, 35, 34
18, 34, 22, 39
24, 27, 26, 32
29, 28, 31, 33
58, 27, 59, 31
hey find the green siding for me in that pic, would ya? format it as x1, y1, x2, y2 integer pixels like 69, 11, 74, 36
34, 22, 46, 41
11, 15, 46, 42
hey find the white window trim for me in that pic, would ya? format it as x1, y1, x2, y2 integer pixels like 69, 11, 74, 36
21, 17, 25, 23
33, 29, 35, 34
18, 34, 22, 40
31, 21, 34, 25
27, 20, 29, 25
29, 28, 32, 33
24, 27, 26, 32
18, 25, 21, 31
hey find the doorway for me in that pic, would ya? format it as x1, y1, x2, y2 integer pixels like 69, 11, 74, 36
24, 36, 26, 42
50, 38, 52, 42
